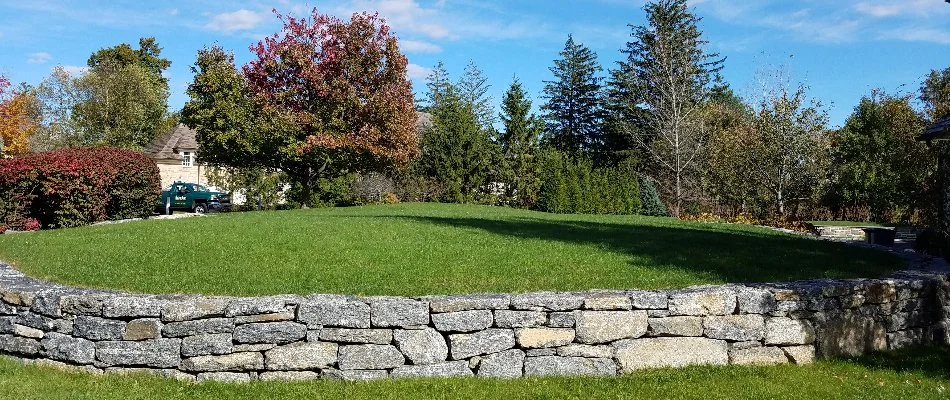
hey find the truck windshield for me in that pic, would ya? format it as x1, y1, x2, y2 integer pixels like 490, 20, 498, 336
193, 185, 208, 192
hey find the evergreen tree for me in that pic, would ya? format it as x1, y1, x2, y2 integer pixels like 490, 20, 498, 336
614, 0, 724, 216
457, 61, 495, 131
541, 35, 605, 157
499, 77, 544, 207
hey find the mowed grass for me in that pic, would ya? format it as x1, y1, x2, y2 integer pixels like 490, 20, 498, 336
1, 347, 948, 400
0, 203, 900, 297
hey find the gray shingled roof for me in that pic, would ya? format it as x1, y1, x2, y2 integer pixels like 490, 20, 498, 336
144, 124, 198, 160
919, 117, 950, 142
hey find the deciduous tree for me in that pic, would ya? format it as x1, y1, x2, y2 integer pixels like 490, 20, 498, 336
921, 67, 950, 121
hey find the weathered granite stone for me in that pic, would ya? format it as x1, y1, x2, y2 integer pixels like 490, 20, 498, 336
0, 316, 12, 333
477, 349, 524, 378
225, 295, 301, 317
160, 297, 231, 322
181, 333, 233, 357
669, 289, 736, 316
887, 311, 926, 332
60, 294, 107, 317
703, 314, 765, 341
391, 361, 473, 378
648, 310, 671, 318
515, 328, 575, 348
369, 298, 429, 328
31, 291, 65, 317
525, 348, 556, 356
887, 329, 926, 349
17, 311, 68, 332
614, 337, 728, 372
0, 302, 16, 315
298, 296, 371, 329
233, 322, 306, 344
584, 294, 632, 310
864, 281, 897, 304
0, 333, 40, 355
494, 310, 547, 328
816, 314, 886, 357
426, 294, 511, 313
102, 296, 162, 318
736, 287, 776, 314
234, 310, 295, 324
556, 344, 613, 358
265, 341, 338, 370
232, 343, 275, 352
648, 316, 703, 337
730, 340, 762, 350
41, 332, 94, 364
13, 323, 44, 339
511, 292, 584, 311
74, 316, 126, 341
181, 352, 264, 372
772, 289, 800, 302
338, 344, 405, 370
393, 327, 447, 365
259, 371, 321, 381
629, 291, 669, 310
524, 356, 616, 376
95, 339, 182, 368
197, 372, 251, 383
575, 311, 648, 344
319, 328, 393, 344
124, 319, 162, 341
323, 369, 389, 381
764, 317, 815, 345
449, 329, 515, 360
432, 310, 493, 332
162, 318, 234, 338
729, 346, 788, 365
782, 345, 816, 364
548, 312, 575, 328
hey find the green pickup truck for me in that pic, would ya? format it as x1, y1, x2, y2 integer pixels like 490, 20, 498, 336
156, 181, 231, 214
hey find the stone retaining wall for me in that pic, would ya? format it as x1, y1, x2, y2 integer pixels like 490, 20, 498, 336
816, 226, 920, 242
1, 262, 948, 383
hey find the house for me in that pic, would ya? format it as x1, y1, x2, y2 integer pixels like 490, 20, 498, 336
144, 124, 209, 189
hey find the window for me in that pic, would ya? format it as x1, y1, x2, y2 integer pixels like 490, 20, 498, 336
181, 151, 193, 167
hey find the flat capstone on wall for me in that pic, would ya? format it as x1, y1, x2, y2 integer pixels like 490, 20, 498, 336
0, 261, 948, 383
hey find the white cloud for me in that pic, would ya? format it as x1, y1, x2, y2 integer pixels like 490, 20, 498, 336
880, 27, 950, 45
27, 52, 52, 64
854, 0, 947, 18
406, 63, 431, 79
400, 39, 441, 53
342, 0, 451, 39
59, 65, 88, 76
205, 9, 265, 33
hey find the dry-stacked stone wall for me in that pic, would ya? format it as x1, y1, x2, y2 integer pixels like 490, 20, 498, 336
1, 262, 948, 383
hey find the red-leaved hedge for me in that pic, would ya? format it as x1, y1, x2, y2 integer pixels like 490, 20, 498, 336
0, 147, 161, 230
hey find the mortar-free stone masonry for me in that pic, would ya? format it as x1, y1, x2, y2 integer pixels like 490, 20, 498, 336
0, 261, 947, 383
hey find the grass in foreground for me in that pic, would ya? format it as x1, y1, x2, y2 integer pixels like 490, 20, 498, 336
0, 347, 947, 400
0, 203, 900, 297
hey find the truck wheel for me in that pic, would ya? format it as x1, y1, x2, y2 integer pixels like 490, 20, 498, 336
193, 203, 207, 214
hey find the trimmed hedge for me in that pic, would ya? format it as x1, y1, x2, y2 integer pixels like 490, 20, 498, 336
0, 147, 161, 230
536, 151, 641, 215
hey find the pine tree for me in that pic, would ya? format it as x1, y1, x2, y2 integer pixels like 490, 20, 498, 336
614, 0, 724, 216
457, 61, 495, 131
541, 35, 605, 157
499, 77, 544, 207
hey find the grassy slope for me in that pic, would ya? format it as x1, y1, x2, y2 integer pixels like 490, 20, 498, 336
1, 347, 948, 400
0, 203, 900, 297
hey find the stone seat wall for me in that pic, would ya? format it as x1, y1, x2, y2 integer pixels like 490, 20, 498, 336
0, 262, 948, 383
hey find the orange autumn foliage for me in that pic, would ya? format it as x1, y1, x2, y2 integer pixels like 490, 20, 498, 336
0, 84, 39, 157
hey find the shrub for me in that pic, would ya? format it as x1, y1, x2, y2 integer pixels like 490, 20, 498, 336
0, 147, 161, 229
536, 151, 641, 215
639, 178, 669, 217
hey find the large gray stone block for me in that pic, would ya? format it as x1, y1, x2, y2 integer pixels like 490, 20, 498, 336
124, 319, 162, 341
233, 322, 306, 344
259, 371, 321, 381
225, 295, 301, 317
319, 328, 393, 344
391, 361, 473, 378
648, 316, 703, 337
95, 339, 182, 368
556, 344, 613, 358
432, 310, 493, 332
41, 332, 95, 364
59, 294, 108, 316
584, 294, 632, 310
74, 316, 125, 341
494, 310, 547, 328
181, 352, 264, 372
197, 372, 251, 383
628, 291, 669, 309
765, 317, 815, 345
614, 337, 728, 372
298, 295, 371, 328
162, 318, 234, 338
102, 296, 163, 318
515, 328, 575, 348
815, 314, 886, 357
703, 314, 765, 341
393, 328, 447, 365
477, 349, 524, 378
729, 346, 788, 365
669, 289, 736, 316
449, 329, 515, 360
736, 287, 776, 314
181, 333, 233, 357
323, 369, 389, 381
524, 356, 616, 376
575, 311, 648, 344
265, 341, 338, 370
0, 333, 40, 355
338, 344, 405, 370
369, 298, 429, 328
161, 297, 231, 322
781, 345, 816, 364
425, 294, 511, 313
511, 292, 584, 311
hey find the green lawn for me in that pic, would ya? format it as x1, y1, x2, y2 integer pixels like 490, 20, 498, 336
1, 346, 947, 399
0, 203, 900, 297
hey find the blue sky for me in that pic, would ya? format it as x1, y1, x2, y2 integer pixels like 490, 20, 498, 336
1, 0, 948, 128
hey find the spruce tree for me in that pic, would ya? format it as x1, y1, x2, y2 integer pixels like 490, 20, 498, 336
541, 35, 605, 157
499, 77, 544, 207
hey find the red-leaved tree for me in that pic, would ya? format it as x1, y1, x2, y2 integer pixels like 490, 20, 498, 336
185, 8, 417, 207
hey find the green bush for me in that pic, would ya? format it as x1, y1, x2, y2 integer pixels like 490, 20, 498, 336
536, 150, 641, 215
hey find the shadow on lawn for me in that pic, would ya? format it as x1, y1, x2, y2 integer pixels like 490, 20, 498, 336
844, 346, 950, 380
394, 214, 900, 285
